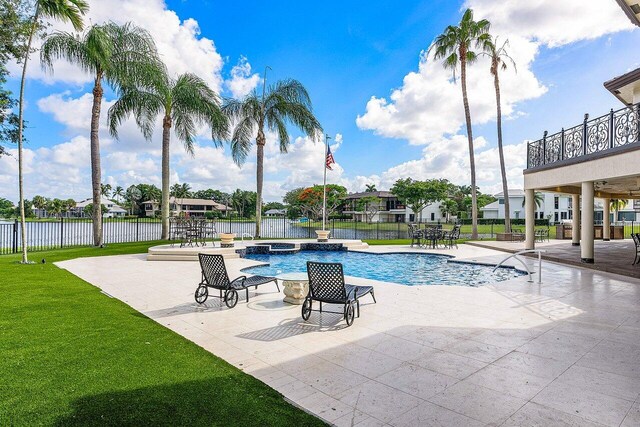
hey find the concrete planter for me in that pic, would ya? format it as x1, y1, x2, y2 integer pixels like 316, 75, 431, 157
219, 233, 237, 248
315, 230, 330, 242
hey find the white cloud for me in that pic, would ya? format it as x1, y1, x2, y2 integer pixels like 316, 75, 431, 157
21, 0, 224, 90
226, 56, 261, 98
357, 0, 633, 143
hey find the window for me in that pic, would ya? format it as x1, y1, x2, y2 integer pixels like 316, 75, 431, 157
498, 198, 504, 205
561, 212, 567, 220
554, 196, 559, 209
430, 212, 435, 221
619, 212, 636, 221
554, 212, 559, 222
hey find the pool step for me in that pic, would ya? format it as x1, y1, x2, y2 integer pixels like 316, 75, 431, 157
147, 245, 240, 261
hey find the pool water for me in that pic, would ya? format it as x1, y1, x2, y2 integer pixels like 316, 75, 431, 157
242, 251, 524, 287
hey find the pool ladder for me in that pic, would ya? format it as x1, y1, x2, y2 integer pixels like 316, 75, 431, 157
493, 249, 546, 284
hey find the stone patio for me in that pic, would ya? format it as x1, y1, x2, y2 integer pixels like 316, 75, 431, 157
56, 244, 640, 426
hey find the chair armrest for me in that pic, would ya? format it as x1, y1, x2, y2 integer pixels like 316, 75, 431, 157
230, 276, 247, 288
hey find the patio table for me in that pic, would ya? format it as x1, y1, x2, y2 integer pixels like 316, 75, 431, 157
276, 272, 309, 305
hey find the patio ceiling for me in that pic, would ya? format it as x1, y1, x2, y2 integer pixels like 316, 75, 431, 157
536, 173, 640, 198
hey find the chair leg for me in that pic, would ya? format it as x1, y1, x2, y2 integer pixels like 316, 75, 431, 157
356, 299, 360, 317
371, 289, 376, 303
246, 288, 249, 302
275, 281, 280, 292
219, 290, 223, 299
319, 301, 322, 312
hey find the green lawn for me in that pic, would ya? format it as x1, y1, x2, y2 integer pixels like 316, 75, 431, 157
0, 242, 324, 426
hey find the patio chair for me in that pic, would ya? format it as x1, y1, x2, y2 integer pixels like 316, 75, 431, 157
195, 254, 279, 308
632, 233, 640, 265
408, 223, 422, 247
303, 261, 376, 326
441, 225, 461, 248
535, 228, 550, 243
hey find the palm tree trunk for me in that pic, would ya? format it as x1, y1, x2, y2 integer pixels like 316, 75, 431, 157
460, 55, 478, 240
16, 6, 40, 263
494, 70, 511, 233
90, 71, 104, 246
161, 115, 171, 239
255, 129, 266, 238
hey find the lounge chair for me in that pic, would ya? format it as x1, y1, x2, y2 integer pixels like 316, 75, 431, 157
195, 254, 279, 308
303, 261, 376, 326
632, 233, 640, 265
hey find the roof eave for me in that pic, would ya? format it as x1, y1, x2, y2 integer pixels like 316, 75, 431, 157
615, 0, 640, 26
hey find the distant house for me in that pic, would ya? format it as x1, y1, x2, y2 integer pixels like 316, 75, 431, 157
142, 197, 232, 218
75, 197, 127, 218
342, 191, 445, 223
480, 190, 639, 223
264, 208, 286, 217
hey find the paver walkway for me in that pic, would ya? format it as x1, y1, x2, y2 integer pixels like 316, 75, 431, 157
57, 244, 640, 426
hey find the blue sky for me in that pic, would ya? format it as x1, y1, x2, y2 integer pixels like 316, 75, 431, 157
1, 0, 639, 202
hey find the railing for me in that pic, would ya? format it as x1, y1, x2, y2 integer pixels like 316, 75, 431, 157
493, 249, 546, 283
527, 103, 640, 169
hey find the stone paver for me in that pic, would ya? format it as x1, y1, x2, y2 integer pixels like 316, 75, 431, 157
56, 243, 640, 426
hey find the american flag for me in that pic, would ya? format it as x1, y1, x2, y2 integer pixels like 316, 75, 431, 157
325, 145, 336, 170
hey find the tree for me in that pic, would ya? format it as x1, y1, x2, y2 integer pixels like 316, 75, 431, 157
522, 192, 544, 208
83, 203, 107, 218
610, 199, 628, 222
430, 8, 491, 239
32, 195, 48, 218
224, 78, 323, 237
46, 198, 63, 217
125, 185, 142, 215
112, 185, 124, 203
297, 184, 347, 220
100, 183, 112, 197
365, 184, 377, 192
42, 21, 158, 247
390, 178, 449, 221
357, 195, 382, 223
484, 36, 516, 232
16, 0, 89, 263
231, 189, 257, 218
283, 187, 305, 219
0, 197, 14, 218
263, 201, 285, 213
170, 183, 192, 198
439, 199, 458, 222
108, 65, 228, 239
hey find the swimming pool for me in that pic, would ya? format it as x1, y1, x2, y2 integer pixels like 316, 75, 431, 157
242, 251, 524, 287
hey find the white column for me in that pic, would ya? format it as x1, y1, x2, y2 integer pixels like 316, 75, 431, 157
603, 198, 610, 241
581, 181, 594, 263
572, 194, 580, 246
525, 189, 535, 250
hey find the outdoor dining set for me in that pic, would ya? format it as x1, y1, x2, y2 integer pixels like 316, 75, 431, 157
408, 223, 461, 249
169, 218, 217, 247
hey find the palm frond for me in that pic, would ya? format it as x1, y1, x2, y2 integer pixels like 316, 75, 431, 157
40, 30, 91, 73
39, 0, 89, 32
229, 117, 255, 165
107, 89, 162, 140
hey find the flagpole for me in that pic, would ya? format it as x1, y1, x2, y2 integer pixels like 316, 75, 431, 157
322, 134, 330, 231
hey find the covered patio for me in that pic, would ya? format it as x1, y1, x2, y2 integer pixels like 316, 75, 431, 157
523, 64, 640, 265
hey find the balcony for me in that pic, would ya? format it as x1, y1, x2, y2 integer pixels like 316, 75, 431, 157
526, 103, 640, 170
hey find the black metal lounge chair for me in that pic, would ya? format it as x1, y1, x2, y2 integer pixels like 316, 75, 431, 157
195, 254, 279, 308
632, 233, 640, 265
303, 261, 376, 326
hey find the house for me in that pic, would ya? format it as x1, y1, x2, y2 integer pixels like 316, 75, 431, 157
523, 0, 640, 262
481, 190, 638, 224
74, 197, 127, 218
264, 208, 286, 217
342, 191, 445, 223
141, 197, 232, 218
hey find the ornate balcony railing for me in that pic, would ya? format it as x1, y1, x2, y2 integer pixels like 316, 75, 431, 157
526, 103, 640, 169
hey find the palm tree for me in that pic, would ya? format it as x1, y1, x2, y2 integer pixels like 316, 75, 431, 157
32, 195, 48, 218
170, 183, 192, 198
610, 199, 628, 222
100, 183, 112, 197
522, 192, 544, 208
484, 36, 516, 233
365, 184, 377, 192
113, 185, 124, 203
16, 0, 88, 263
108, 65, 228, 239
430, 8, 491, 240
439, 199, 458, 222
223, 79, 323, 237
41, 21, 158, 247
